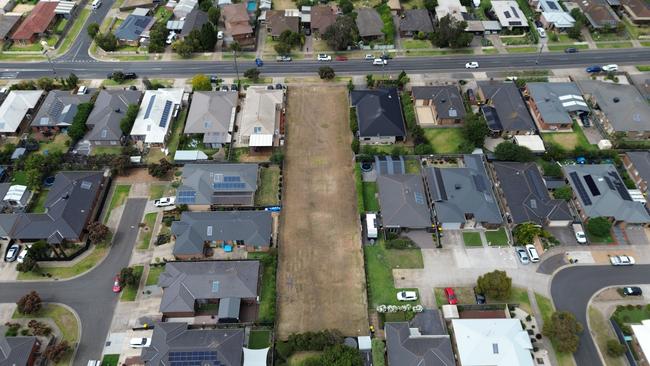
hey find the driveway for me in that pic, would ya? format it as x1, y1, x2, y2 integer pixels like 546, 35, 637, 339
0, 198, 146, 366
547, 226, 580, 246
404, 230, 435, 249
625, 225, 648, 246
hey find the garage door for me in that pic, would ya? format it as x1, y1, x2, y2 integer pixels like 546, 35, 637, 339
548, 220, 571, 227
442, 222, 462, 230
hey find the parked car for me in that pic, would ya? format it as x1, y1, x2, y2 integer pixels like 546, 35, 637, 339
573, 223, 587, 244
275, 83, 283, 90
16, 249, 28, 263
380, 53, 392, 60
602, 64, 618, 72
276, 55, 292, 62
220, 85, 229, 91
364, 54, 374, 60
623, 286, 643, 296
76, 85, 88, 95
534, 20, 543, 27
255, 58, 264, 67
166, 31, 177, 45
129, 338, 152, 348
92, 0, 102, 9
266, 85, 274, 90
335, 55, 348, 61
564, 47, 578, 53
525, 244, 540, 263
610, 255, 635, 266
107, 72, 137, 80
445, 287, 458, 305
586, 65, 602, 73
317, 54, 332, 61
537, 27, 546, 38
217, 31, 224, 40
579, 112, 590, 127
112, 276, 121, 293
154, 197, 175, 207
465, 61, 479, 69
373, 58, 387, 66
210, 75, 219, 83
4, 243, 19, 262
230, 84, 238, 91
397, 291, 418, 301
474, 287, 486, 304
516, 247, 530, 264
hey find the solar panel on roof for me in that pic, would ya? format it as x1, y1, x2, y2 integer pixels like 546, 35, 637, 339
144, 95, 156, 119
510, 6, 519, 17
583, 174, 600, 196
176, 190, 196, 204
472, 174, 486, 192
414, 191, 425, 205
570, 171, 591, 205
159, 100, 173, 127
546, 1, 559, 9
213, 182, 246, 189
224, 175, 241, 182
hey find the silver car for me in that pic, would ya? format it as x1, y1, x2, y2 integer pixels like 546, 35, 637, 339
516, 247, 530, 264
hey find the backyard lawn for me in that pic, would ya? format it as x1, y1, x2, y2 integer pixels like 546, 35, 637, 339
405, 159, 421, 174
148, 184, 168, 200
29, 189, 49, 213
255, 165, 281, 206
542, 123, 593, 151
462, 232, 482, 247
38, 134, 70, 154
167, 108, 188, 157
145, 264, 165, 286
11, 171, 27, 185
137, 212, 158, 250
104, 185, 131, 223
362, 182, 379, 212
17, 245, 109, 280
91, 146, 123, 155
248, 252, 277, 323
423, 128, 467, 153
120, 265, 144, 301
248, 330, 271, 349
485, 228, 508, 246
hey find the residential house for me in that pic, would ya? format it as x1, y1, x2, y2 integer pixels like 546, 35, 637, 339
577, 80, 650, 139
179, 9, 209, 38
114, 11, 155, 46
176, 163, 259, 209
85, 89, 142, 146
0, 184, 30, 211
54, 1, 76, 19
525, 82, 588, 131
184, 91, 237, 148
11, 1, 57, 43
563, 164, 650, 226
575, 0, 619, 28
158, 261, 259, 321
423, 154, 503, 229
171, 211, 272, 259
452, 318, 534, 366
129, 88, 184, 147
631, 320, 650, 362
491, 0, 529, 28
356, 8, 384, 41
492, 162, 573, 227
0, 91, 44, 136
350, 88, 406, 144
265, 9, 300, 38
173, 0, 197, 18
11, 171, 106, 244
0, 15, 21, 42
141, 323, 245, 366
385, 310, 455, 366
119, 0, 157, 11
309, 5, 337, 34
388, 0, 402, 14
0, 0, 15, 14
477, 81, 537, 136
30, 90, 91, 133
531, 0, 575, 28
411, 86, 466, 126
0, 334, 41, 366
399, 9, 434, 37
623, 151, 650, 202
435, 0, 468, 22
377, 174, 431, 230
238, 86, 284, 148
621, 0, 650, 24
222, 3, 254, 46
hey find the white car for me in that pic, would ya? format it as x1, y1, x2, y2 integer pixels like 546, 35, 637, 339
154, 196, 175, 207
516, 247, 530, 264
575, 231, 587, 244
91, 0, 102, 9
76, 85, 88, 95
317, 54, 331, 61
372, 58, 387, 65
17, 249, 29, 263
465, 61, 479, 69
364, 54, 374, 60
397, 291, 418, 301
537, 27, 546, 38
5, 243, 19, 262
166, 32, 177, 45
602, 64, 618, 72
525, 244, 540, 263
610, 255, 635, 266
217, 31, 224, 40
129, 338, 152, 348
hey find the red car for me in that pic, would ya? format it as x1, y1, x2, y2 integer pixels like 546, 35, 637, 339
444, 287, 458, 305
112, 276, 122, 293
335, 55, 348, 61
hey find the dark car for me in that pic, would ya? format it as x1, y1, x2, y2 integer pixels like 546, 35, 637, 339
124, 72, 137, 79
623, 286, 643, 296
220, 85, 229, 91
380, 53, 392, 60
586, 65, 602, 73
267, 85, 274, 90
564, 47, 578, 53
230, 84, 238, 91
128, 85, 138, 91
210, 75, 219, 83
534, 20, 543, 27
579, 112, 590, 127
275, 83, 283, 90
255, 58, 264, 67
474, 287, 486, 304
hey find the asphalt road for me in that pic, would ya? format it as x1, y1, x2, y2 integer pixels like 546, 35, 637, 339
550, 264, 650, 366
0, 198, 146, 366
2, 48, 650, 79
56, 0, 116, 62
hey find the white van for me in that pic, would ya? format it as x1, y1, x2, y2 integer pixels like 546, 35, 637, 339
91, 0, 102, 9
366, 213, 378, 239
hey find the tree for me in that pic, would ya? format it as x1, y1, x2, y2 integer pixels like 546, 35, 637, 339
87, 22, 100, 38
274, 42, 292, 56
270, 150, 284, 164
208, 6, 221, 24
172, 39, 194, 58
25, 169, 43, 190
66, 73, 79, 89
148, 158, 173, 178
306, 344, 363, 366
87, 222, 110, 245
36, 77, 55, 91
120, 104, 140, 135
567, 22, 583, 40
476, 270, 512, 300
512, 222, 542, 244
16, 256, 39, 273
463, 113, 488, 147
606, 339, 627, 357
28, 241, 49, 260
148, 23, 168, 53
318, 66, 335, 80
414, 143, 434, 155
16, 291, 42, 315
44, 341, 71, 363
229, 41, 241, 53
430, 15, 472, 48
423, 0, 438, 12
494, 141, 534, 162
95, 32, 118, 51
111, 71, 126, 83
587, 217, 612, 238
553, 185, 573, 201
323, 15, 359, 50
28, 320, 52, 336
198, 0, 212, 11
340, 0, 353, 13
119, 267, 138, 287
543, 311, 583, 353
68, 102, 94, 142
244, 68, 261, 82
191, 74, 213, 91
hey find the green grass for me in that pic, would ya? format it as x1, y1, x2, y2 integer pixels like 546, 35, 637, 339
38, 134, 70, 154
423, 128, 467, 153
547, 44, 589, 51
587, 230, 614, 244
148, 184, 168, 200
485, 228, 508, 246
154, 6, 173, 21
167, 107, 188, 157
248, 330, 271, 349
0, 53, 46, 61
362, 182, 379, 212
248, 252, 277, 323
101, 79, 137, 87
404, 49, 473, 56
591, 30, 630, 41
637, 65, 650, 71
29, 189, 49, 213
91, 146, 123, 155
145, 264, 165, 286
255, 165, 281, 206
542, 122, 593, 151
507, 47, 539, 53
137, 212, 158, 250
482, 47, 499, 54
102, 354, 120, 366
11, 171, 27, 185
56, 9, 91, 55
463, 232, 483, 247
596, 42, 633, 49
104, 185, 131, 223
402, 39, 431, 49
18, 245, 109, 280
590, 306, 625, 366
355, 163, 365, 214
642, 41, 650, 47
405, 159, 421, 174
376, 4, 395, 44
120, 265, 144, 301
613, 304, 650, 324
8, 41, 42, 51
535, 292, 554, 323
487, 286, 532, 313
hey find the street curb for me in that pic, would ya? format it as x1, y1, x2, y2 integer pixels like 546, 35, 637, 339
48, 302, 83, 364
585, 285, 624, 366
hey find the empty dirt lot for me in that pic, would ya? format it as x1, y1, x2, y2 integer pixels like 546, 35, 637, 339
277, 85, 369, 339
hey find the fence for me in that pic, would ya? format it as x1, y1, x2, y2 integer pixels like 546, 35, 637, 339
610, 319, 638, 366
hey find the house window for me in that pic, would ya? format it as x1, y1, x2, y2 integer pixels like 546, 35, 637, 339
111, 141, 117, 145
253, 127, 262, 134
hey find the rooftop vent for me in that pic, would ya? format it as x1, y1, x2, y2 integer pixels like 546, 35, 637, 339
455, 183, 461, 190
115, 108, 121, 113
613, 97, 620, 103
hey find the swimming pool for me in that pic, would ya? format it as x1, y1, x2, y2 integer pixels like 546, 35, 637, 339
247, 0, 256, 12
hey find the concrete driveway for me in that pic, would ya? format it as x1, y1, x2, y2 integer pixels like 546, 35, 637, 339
547, 226, 580, 246
625, 225, 648, 246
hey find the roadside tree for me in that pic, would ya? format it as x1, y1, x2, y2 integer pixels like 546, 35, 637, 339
318, 66, 335, 80
87, 22, 100, 38
191, 74, 213, 91
87, 221, 110, 245
587, 217, 612, 238
476, 270, 512, 300
606, 339, 627, 357
543, 311, 583, 353
244, 68, 261, 82
119, 267, 138, 287
17, 291, 42, 315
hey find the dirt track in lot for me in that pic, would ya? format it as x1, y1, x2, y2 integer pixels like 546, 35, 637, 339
276, 85, 369, 339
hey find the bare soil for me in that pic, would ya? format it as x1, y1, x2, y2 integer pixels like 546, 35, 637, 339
276, 86, 369, 339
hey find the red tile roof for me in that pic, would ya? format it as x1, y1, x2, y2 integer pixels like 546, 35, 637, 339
12, 1, 58, 41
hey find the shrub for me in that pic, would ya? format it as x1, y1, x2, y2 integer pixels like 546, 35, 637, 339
385, 238, 416, 249
606, 339, 627, 357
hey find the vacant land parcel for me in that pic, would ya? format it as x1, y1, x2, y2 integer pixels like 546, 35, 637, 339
277, 86, 368, 338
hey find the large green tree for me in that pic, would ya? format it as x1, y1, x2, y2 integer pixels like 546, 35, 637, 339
463, 113, 488, 147
323, 15, 359, 50
430, 15, 472, 48
586, 217, 612, 238
512, 222, 542, 244
476, 270, 512, 300
543, 311, 583, 353
191, 74, 213, 91
494, 141, 534, 162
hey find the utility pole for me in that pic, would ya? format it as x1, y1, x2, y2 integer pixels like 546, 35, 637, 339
41, 42, 56, 76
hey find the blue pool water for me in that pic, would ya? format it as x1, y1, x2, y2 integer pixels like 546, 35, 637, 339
247, 0, 256, 11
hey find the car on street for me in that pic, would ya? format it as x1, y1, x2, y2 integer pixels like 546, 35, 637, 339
537, 27, 546, 38
602, 64, 618, 72
112, 276, 121, 293
380, 53, 392, 60
317, 54, 331, 61
397, 291, 418, 301
92, 0, 102, 9
154, 197, 175, 207
129, 338, 152, 348
564, 47, 578, 53
610, 255, 635, 266
364, 54, 374, 60
516, 247, 530, 264
622, 286, 643, 296
573, 223, 587, 244
373, 58, 387, 65
217, 31, 224, 39
276, 55, 292, 62
465, 61, 479, 69
335, 55, 348, 61
267, 85, 274, 90
526, 244, 540, 263
586, 65, 602, 73
474, 287, 486, 304
5, 243, 19, 262
445, 287, 458, 305
275, 83, 283, 90
255, 58, 264, 67
16, 249, 28, 263
107, 72, 137, 80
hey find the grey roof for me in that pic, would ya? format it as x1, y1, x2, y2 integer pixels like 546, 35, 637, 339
0, 214, 18, 237
184, 91, 238, 145
176, 163, 258, 206
86, 90, 142, 142
350, 88, 406, 139
217, 297, 241, 319
180, 9, 209, 37
171, 211, 272, 256
399, 9, 434, 33
493, 162, 572, 225
12, 171, 105, 243
158, 261, 259, 313
563, 164, 650, 223
424, 154, 503, 225
526, 82, 589, 125
411, 86, 466, 120
0, 15, 21, 39
478, 81, 536, 133
385, 310, 454, 366
626, 151, 650, 186
31, 91, 91, 127
577, 80, 650, 132
0, 334, 38, 366
356, 8, 384, 37
141, 322, 244, 366
377, 174, 431, 228
114, 14, 154, 41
